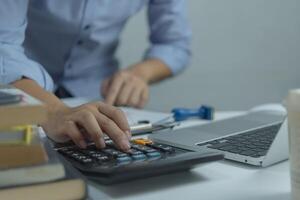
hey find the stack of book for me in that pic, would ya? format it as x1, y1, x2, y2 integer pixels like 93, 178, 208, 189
0, 85, 87, 200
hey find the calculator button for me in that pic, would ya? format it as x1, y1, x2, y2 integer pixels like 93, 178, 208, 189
146, 152, 161, 158
80, 158, 93, 164
116, 156, 132, 163
72, 154, 85, 159
65, 150, 74, 154
117, 153, 129, 157
103, 149, 128, 157
133, 139, 153, 145
84, 150, 97, 154
149, 144, 174, 153
81, 158, 93, 164
129, 149, 144, 155
80, 150, 107, 159
58, 149, 73, 155
71, 152, 82, 157
96, 156, 109, 162
89, 153, 109, 162
103, 149, 118, 156
69, 152, 93, 164
91, 153, 105, 157
131, 144, 157, 153
131, 154, 147, 160
77, 155, 88, 159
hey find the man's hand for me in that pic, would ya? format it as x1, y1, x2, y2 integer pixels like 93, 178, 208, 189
42, 102, 131, 151
101, 59, 172, 108
101, 70, 149, 108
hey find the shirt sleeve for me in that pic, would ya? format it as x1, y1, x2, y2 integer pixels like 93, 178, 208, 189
0, 0, 53, 91
144, 0, 192, 75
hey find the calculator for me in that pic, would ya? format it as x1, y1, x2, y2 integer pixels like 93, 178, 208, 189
55, 138, 223, 184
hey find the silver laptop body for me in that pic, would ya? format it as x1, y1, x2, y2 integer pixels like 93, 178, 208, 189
150, 110, 288, 167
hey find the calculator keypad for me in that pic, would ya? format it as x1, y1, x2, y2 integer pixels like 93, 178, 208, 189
57, 138, 182, 167
55, 138, 224, 184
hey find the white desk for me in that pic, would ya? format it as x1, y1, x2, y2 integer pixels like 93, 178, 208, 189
88, 112, 291, 200
89, 160, 290, 200
62, 99, 291, 200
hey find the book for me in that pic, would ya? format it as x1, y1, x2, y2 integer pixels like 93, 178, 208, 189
0, 85, 47, 128
0, 139, 88, 200
0, 128, 48, 169
0, 160, 65, 188
0, 125, 33, 145
0, 179, 86, 200
0, 136, 64, 188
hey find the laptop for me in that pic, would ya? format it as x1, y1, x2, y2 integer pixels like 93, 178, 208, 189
150, 109, 288, 167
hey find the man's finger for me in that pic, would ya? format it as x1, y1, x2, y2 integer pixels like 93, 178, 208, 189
64, 121, 86, 148
96, 113, 130, 151
128, 86, 143, 108
138, 88, 149, 108
115, 83, 135, 106
73, 111, 105, 148
97, 103, 130, 135
105, 75, 125, 105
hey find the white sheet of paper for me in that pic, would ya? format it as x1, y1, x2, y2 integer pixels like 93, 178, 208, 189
120, 107, 172, 126
62, 98, 173, 126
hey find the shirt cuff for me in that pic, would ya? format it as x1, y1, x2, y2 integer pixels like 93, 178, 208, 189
0, 54, 54, 91
144, 44, 191, 75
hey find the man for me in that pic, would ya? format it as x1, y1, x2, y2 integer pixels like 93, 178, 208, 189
0, 0, 191, 150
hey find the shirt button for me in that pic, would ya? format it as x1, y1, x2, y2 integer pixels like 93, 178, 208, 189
84, 25, 91, 30
77, 40, 83, 45
67, 64, 72, 69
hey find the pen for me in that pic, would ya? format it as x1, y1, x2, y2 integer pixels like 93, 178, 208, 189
130, 121, 180, 135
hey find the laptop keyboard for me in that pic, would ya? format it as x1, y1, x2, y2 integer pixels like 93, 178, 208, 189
197, 123, 282, 158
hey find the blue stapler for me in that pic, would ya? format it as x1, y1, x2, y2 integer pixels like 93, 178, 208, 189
171, 105, 214, 121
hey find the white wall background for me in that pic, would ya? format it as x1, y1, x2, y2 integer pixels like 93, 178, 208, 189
117, 0, 300, 112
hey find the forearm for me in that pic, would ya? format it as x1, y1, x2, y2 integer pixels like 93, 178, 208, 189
128, 59, 172, 84
12, 78, 65, 109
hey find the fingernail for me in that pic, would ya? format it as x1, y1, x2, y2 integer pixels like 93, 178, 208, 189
122, 140, 131, 151
99, 139, 106, 148
79, 140, 86, 149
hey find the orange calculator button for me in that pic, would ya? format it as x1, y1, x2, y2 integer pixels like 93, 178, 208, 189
133, 139, 153, 145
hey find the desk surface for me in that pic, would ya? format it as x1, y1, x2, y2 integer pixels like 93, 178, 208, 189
62, 99, 291, 200
89, 159, 290, 200
88, 112, 291, 200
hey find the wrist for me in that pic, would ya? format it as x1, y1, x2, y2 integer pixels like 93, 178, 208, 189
40, 102, 70, 130
127, 61, 156, 83
128, 67, 150, 83
46, 101, 70, 117
127, 59, 172, 84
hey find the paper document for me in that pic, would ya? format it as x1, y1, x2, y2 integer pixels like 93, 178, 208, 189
62, 98, 172, 126
121, 107, 172, 126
